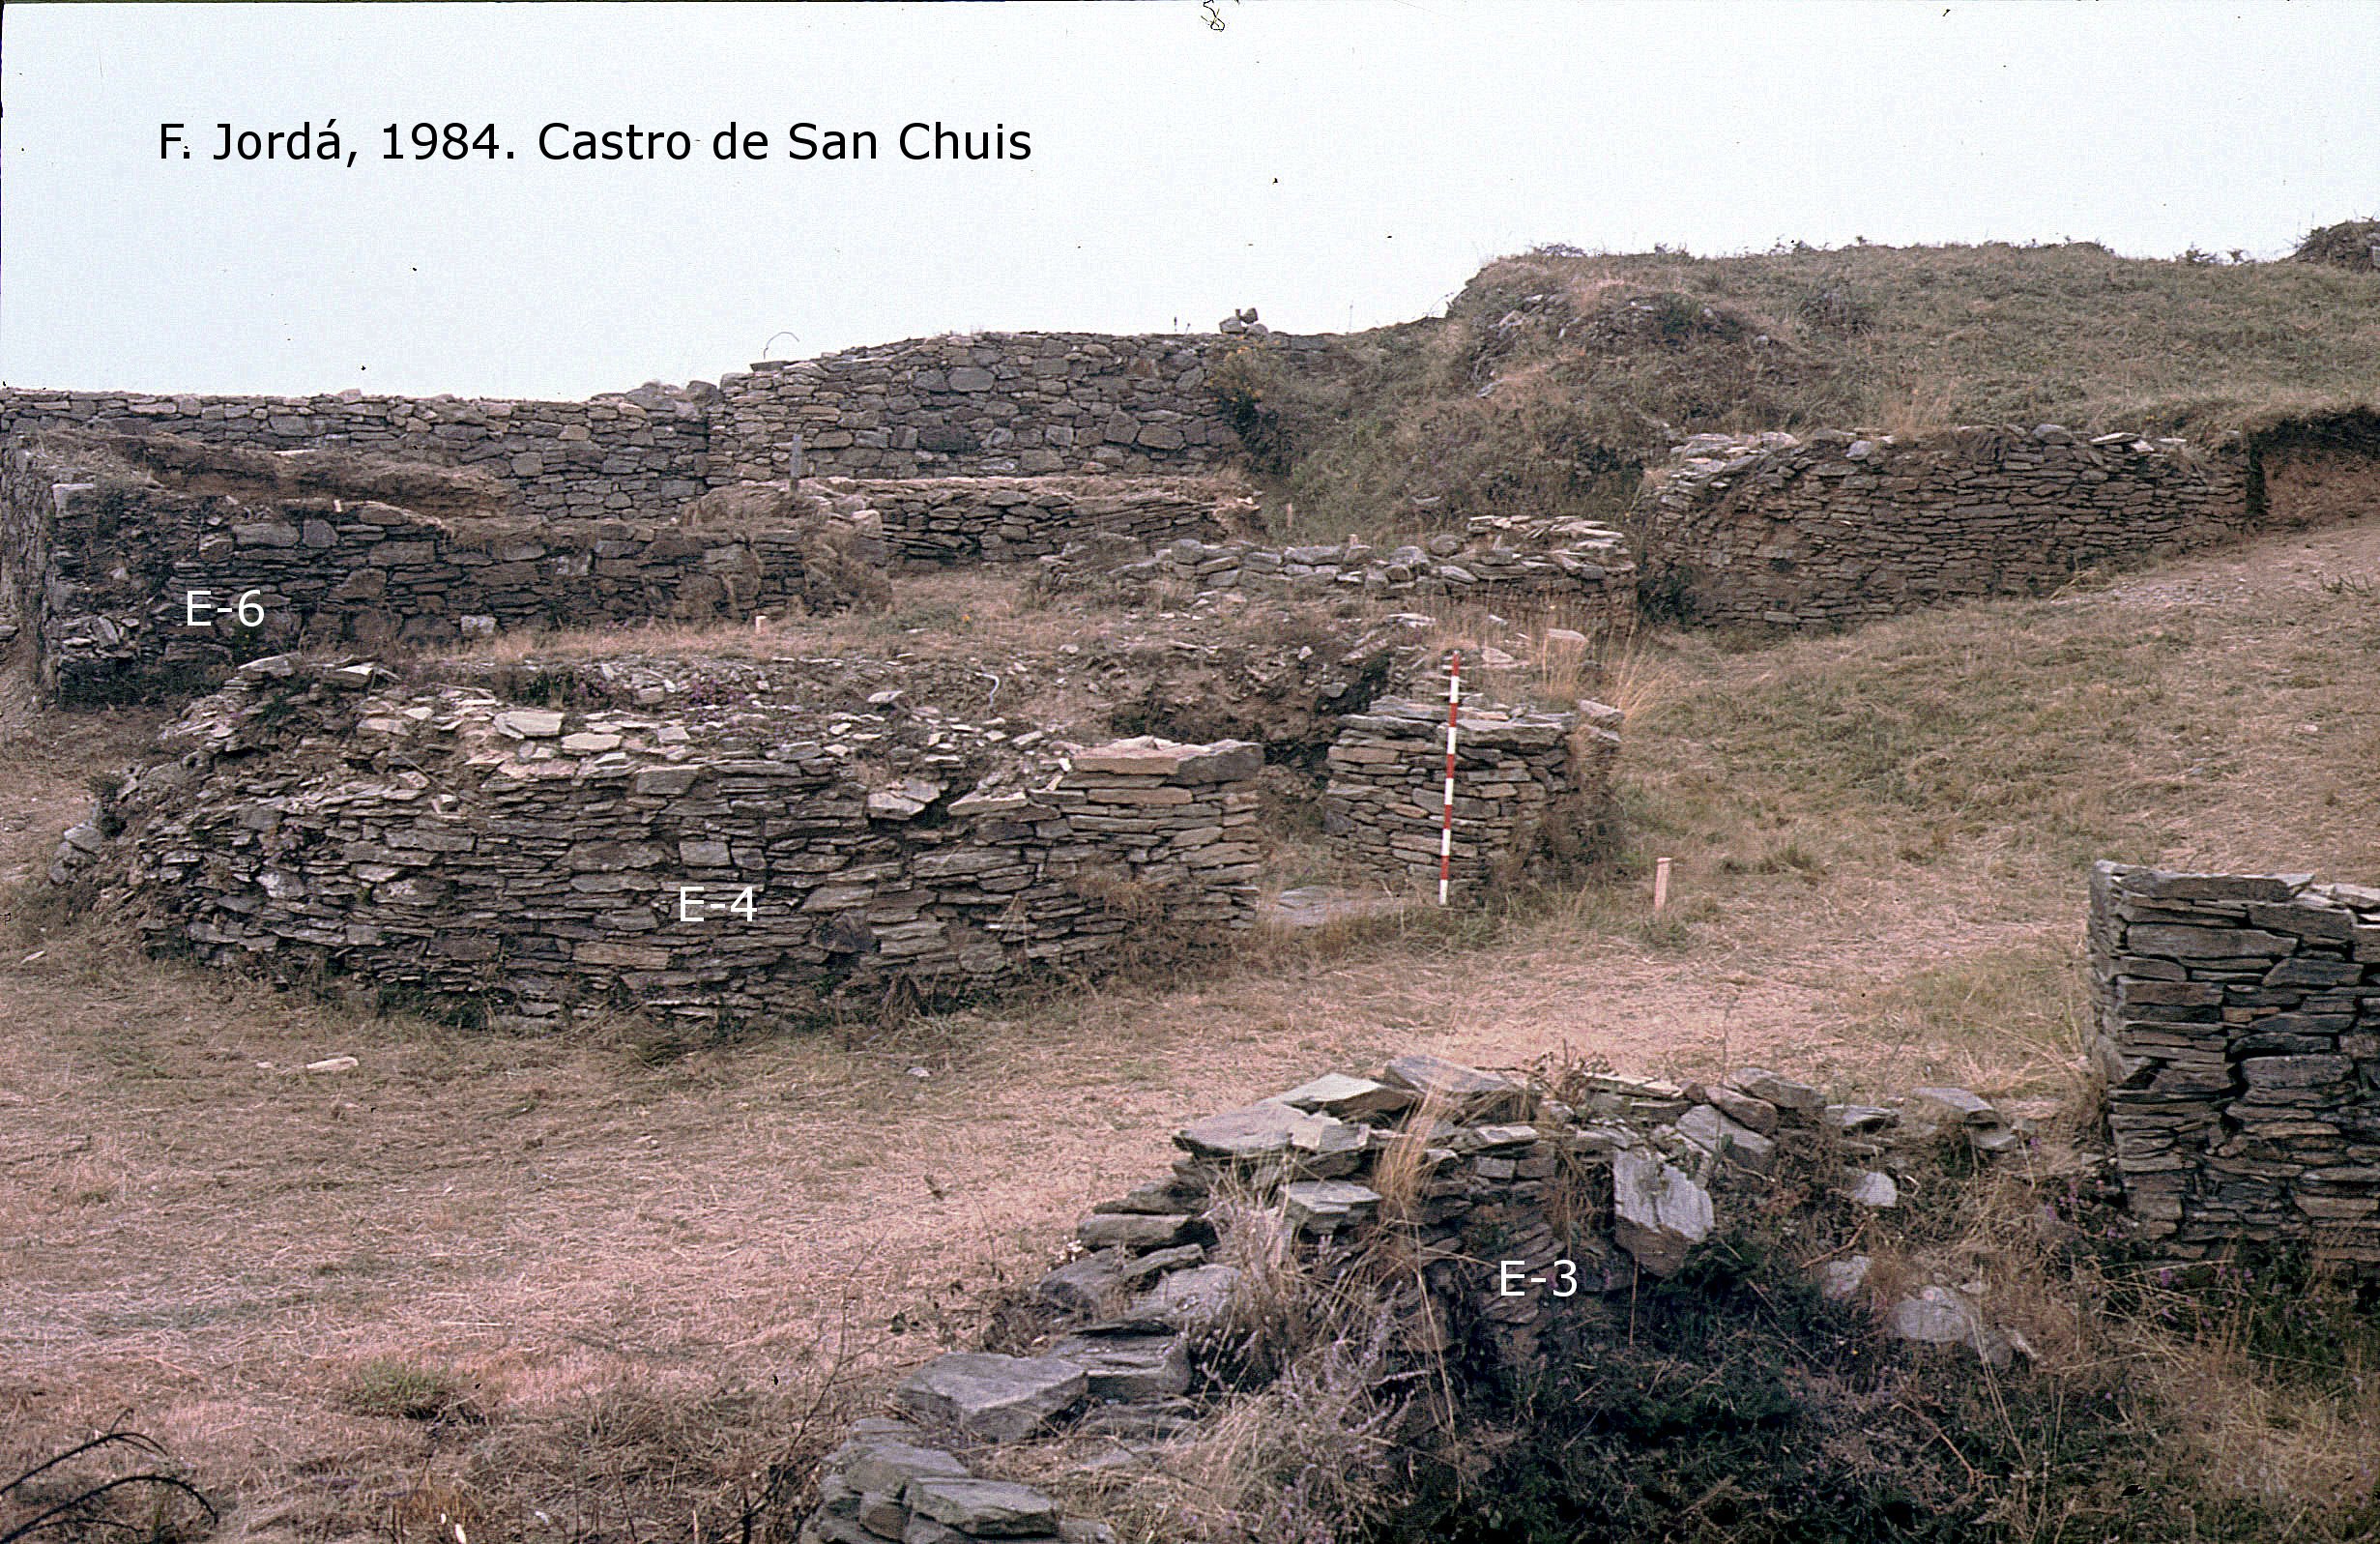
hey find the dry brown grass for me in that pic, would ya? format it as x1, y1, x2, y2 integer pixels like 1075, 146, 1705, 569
998, 1178, 1439, 1544
3, 504, 2377, 1541
1876, 374, 1965, 440
1410, 597, 1623, 710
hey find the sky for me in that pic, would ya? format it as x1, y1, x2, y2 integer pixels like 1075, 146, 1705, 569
3, 1, 2374, 400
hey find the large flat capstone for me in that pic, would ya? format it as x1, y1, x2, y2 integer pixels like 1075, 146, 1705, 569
1379, 1053, 1524, 1119
894, 1353, 1087, 1442
1175, 1103, 1362, 1172
1071, 736, 1261, 782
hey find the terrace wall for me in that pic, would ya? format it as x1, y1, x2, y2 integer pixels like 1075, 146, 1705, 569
1636, 425, 2255, 628
709, 332, 1334, 481
803, 473, 1245, 565
0, 386, 711, 521
2, 440, 865, 705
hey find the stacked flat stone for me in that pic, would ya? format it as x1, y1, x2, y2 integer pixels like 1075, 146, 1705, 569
794, 1053, 2037, 1542
0, 384, 711, 522
1321, 695, 1620, 891
1028, 516, 1638, 639
802, 474, 1249, 566
711, 331, 1339, 481
2090, 861, 2380, 1263
1633, 423, 2254, 628
803, 1416, 1108, 1544
51, 659, 1262, 1025
3, 439, 885, 706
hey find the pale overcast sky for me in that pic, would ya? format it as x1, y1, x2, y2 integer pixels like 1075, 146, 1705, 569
3, 2, 2373, 399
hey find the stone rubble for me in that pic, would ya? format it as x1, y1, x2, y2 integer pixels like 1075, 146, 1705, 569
803, 1417, 1110, 1544
795, 1052, 2046, 1544
1028, 513, 1639, 642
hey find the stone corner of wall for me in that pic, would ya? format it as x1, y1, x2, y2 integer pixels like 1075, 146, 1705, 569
2089, 861, 2380, 1264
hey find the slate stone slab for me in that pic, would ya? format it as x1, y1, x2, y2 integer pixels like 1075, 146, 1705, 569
1677, 1104, 1775, 1172
836, 1438, 970, 1500
1123, 1264, 1241, 1330
1274, 1072, 1415, 1119
2127, 924, 2296, 959
1610, 1150, 1711, 1276
1909, 1087, 2000, 1126
1282, 1179, 1383, 1232
1728, 1067, 1825, 1116
1076, 1210, 1206, 1253
895, 1354, 1087, 1442
2115, 871, 2313, 904
1048, 1332, 1191, 1400
903, 1476, 1059, 1538
1380, 1053, 1524, 1118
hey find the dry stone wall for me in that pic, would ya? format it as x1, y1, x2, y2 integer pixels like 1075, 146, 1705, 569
803, 473, 1248, 566
1636, 424, 2254, 627
1031, 514, 1640, 640
1322, 695, 1620, 891
711, 332, 1334, 481
51, 659, 1263, 1025
0, 385, 711, 522
2090, 861, 2380, 1264
3, 439, 876, 705
797, 1051, 2046, 1544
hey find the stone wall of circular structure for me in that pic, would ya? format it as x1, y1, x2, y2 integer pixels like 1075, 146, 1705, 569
50, 658, 1265, 1026
0, 384, 712, 522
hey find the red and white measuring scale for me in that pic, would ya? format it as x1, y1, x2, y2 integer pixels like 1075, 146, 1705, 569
1438, 651, 1461, 906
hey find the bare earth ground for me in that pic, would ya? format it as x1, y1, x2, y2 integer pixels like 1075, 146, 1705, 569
3, 514, 2377, 1541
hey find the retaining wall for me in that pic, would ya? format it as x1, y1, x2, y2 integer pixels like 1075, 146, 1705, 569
52, 661, 1263, 1024
710, 332, 1334, 481
2090, 861, 2380, 1264
3, 438, 874, 705
1033, 514, 1640, 639
1636, 425, 2255, 627
0, 385, 711, 522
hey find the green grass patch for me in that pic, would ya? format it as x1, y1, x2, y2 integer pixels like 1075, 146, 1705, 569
341, 1356, 479, 1422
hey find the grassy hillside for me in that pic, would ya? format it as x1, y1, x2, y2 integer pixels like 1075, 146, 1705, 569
1239, 237, 2380, 539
